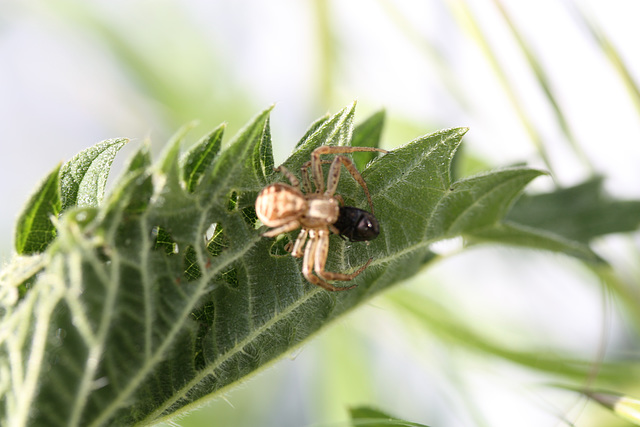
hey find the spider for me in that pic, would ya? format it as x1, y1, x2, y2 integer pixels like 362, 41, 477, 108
255, 145, 387, 291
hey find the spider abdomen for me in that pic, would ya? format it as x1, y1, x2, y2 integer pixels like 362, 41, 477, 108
255, 183, 307, 226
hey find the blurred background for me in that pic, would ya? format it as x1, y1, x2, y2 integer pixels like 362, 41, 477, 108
2, 0, 640, 426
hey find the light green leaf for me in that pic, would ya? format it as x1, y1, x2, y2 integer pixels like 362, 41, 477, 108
556, 386, 640, 426
350, 406, 430, 427
59, 138, 128, 210
14, 164, 62, 255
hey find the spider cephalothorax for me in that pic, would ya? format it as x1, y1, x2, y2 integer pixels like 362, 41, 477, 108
255, 145, 387, 291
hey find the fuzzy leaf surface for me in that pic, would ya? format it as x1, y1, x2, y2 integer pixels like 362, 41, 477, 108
59, 138, 128, 210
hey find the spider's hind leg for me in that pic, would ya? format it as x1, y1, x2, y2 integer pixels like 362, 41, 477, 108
290, 229, 308, 258
308, 230, 366, 291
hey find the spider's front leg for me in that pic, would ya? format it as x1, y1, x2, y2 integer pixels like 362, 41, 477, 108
261, 220, 300, 238
309, 146, 388, 212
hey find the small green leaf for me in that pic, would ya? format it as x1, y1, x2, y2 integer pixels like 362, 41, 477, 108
123, 140, 152, 174
102, 143, 153, 218
202, 106, 274, 192
252, 116, 274, 185
438, 169, 602, 262
14, 164, 62, 254
351, 109, 385, 170
430, 167, 546, 236
59, 138, 128, 210
182, 124, 225, 192
350, 406, 430, 427
158, 122, 196, 177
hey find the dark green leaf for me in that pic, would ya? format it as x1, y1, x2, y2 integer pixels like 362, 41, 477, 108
253, 116, 274, 185
182, 124, 225, 193
430, 167, 546, 236
351, 109, 385, 170
444, 170, 602, 262
507, 177, 640, 243
14, 164, 62, 254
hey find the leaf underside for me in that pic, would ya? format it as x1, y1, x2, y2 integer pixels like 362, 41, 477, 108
0, 103, 616, 426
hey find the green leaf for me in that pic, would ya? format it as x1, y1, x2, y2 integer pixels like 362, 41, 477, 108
252, 116, 274, 186
423, 168, 602, 262
351, 109, 385, 170
15, 138, 128, 256
59, 138, 128, 210
429, 167, 546, 236
350, 406, 430, 427
14, 164, 62, 254
182, 124, 225, 193
506, 177, 640, 243
1, 105, 565, 427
